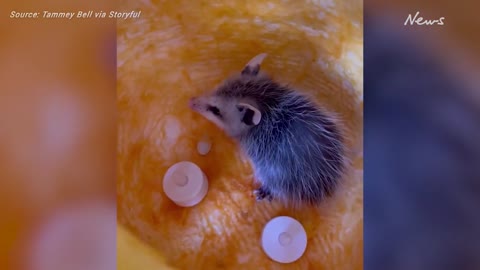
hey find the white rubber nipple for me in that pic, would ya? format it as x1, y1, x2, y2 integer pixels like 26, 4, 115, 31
162, 161, 209, 207
261, 216, 308, 264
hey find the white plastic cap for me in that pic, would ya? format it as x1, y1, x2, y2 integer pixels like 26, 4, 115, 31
197, 140, 211, 156
261, 216, 308, 264
162, 161, 209, 207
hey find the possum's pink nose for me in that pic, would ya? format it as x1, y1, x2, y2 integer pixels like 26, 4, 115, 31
188, 98, 197, 109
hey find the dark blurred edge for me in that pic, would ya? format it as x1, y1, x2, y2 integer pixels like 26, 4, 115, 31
364, 6, 480, 270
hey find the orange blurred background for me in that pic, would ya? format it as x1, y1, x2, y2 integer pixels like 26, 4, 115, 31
0, 1, 116, 269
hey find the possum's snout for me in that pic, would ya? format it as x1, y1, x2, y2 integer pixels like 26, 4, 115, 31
188, 97, 200, 111
189, 96, 212, 113
188, 97, 195, 108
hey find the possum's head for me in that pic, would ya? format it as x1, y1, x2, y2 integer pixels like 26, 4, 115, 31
189, 53, 267, 138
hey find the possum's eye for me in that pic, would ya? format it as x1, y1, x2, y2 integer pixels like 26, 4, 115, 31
207, 105, 222, 117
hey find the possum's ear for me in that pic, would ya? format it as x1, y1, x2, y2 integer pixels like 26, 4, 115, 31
241, 53, 268, 76
237, 102, 261, 126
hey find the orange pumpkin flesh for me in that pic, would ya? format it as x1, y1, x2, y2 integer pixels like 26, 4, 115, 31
117, 1, 363, 269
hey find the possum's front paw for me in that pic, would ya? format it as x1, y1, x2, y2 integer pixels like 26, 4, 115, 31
254, 187, 273, 202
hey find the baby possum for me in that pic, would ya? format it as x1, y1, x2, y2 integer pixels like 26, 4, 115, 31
189, 54, 347, 206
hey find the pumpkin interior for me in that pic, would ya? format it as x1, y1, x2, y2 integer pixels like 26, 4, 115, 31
117, 1, 363, 269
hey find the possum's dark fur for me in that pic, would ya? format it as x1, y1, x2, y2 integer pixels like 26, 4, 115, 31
189, 56, 347, 206
219, 76, 345, 205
